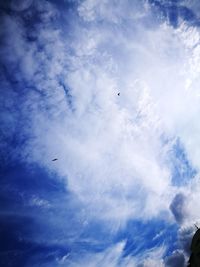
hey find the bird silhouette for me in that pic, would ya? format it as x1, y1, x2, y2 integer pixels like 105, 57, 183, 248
52, 158, 58, 161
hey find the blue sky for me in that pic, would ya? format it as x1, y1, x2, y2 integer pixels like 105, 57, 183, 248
1, 0, 200, 266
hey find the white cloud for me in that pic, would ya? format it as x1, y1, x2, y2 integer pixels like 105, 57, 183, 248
65, 241, 136, 267
78, 0, 149, 23
29, 195, 51, 208
137, 246, 166, 267
2, 0, 196, 224
61, 242, 165, 267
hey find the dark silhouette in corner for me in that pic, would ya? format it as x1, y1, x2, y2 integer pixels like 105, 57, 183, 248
188, 226, 200, 266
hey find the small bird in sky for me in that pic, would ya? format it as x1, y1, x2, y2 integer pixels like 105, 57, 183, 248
52, 158, 58, 161
118, 92, 120, 96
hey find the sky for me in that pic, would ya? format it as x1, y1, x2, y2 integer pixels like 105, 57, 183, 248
1, 0, 200, 266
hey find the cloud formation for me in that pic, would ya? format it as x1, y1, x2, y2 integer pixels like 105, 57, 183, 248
1, 0, 200, 266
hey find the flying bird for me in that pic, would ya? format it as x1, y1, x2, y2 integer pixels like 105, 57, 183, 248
118, 92, 120, 96
52, 158, 58, 161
